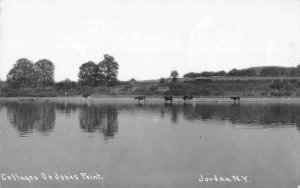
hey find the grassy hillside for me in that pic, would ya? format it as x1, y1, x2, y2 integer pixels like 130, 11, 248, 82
1, 76, 300, 97
241, 66, 295, 76
120, 77, 300, 97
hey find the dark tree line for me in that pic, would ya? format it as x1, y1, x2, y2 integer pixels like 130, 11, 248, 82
78, 54, 119, 87
183, 71, 226, 78
183, 65, 300, 78
259, 66, 300, 77
6, 58, 55, 89
6, 54, 119, 91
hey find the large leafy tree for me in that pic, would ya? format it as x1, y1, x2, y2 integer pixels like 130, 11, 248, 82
78, 61, 104, 86
170, 70, 179, 83
35, 59, 55, 89
98, 54, 119, 87
7, 58, 37, 89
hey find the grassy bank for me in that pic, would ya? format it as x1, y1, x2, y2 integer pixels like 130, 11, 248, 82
1, 96, 300, 104
1, 77, 300, 98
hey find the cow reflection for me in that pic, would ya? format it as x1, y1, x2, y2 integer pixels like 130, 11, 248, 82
7, 102, 56, 136
79, 105, 118, 140
171, 106, 179, 123
159, 104, 179, 123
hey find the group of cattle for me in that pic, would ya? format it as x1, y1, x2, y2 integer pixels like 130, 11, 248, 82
135, 95, 194, 104
135, 95, 241, 103
82, 93, 240, 103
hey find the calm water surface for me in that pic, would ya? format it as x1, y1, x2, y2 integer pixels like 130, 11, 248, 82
0, 101, 299, 188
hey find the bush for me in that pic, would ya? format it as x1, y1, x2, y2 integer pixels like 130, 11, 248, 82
270, 91, 292, 97
1, 87, 19, 97
1, 87, 57, 97
55, 80, 79, 91
159, 78, 166, 84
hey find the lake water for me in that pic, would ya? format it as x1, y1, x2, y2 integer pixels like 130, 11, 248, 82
0, 101, 299, 188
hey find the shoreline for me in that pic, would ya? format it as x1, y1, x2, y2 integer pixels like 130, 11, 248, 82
1, 96, 300, 104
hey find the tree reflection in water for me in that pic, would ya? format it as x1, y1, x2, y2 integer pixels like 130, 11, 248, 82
181, 103, 300, 130
79, 104, 118, 140
3, 102, 300, 138
6, 102, 56, 136
55, 102, 78, 116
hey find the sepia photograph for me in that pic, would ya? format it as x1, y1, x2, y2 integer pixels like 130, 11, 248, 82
0, 0, 300, 187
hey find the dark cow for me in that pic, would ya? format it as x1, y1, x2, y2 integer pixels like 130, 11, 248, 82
135, 96, 146, 103
82, 93, 91, 99
230, 96, 240, 103
182, 95, 194, 103
163, 96, 173, 103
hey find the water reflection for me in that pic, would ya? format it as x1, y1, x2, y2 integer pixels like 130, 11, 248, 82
181, 103, 300, 129
79, 104, 118, 140
1, 101, 299, 188
130, 103, 300, 130
171, 105, 179, 123
161, 103, 179, 123
55, 102, 78, 116
2, 102, 300, 138
6, 102, 56, 136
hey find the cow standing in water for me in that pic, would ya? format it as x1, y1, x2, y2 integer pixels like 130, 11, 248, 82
82, 93, 91, 102
135, 96, 146, 104
163, 96, 173, 104
182, 95, 194, 103
230, 96, 240, 103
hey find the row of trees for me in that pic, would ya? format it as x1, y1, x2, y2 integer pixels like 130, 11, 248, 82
6, 54, 119, 90
6, 55, 299, 91
7, 58, 54, 89
78, 54, 119, 87
183, 71, 226, 78
157, 70, 179, 84
184, 65, 300, 78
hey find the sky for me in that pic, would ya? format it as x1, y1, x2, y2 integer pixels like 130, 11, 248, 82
0, 0, 300, 81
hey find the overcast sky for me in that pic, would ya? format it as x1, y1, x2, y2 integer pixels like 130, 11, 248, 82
1, 0, 300, 81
